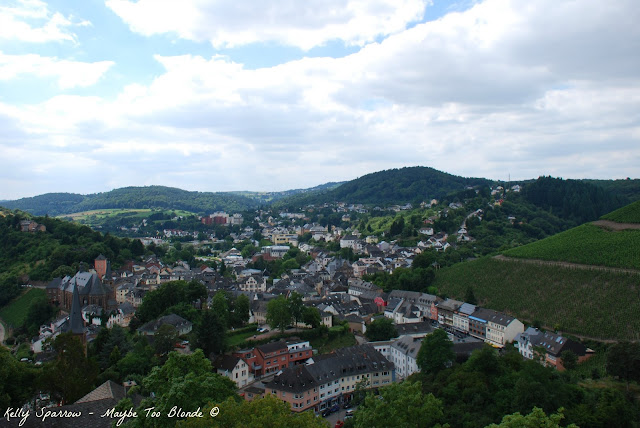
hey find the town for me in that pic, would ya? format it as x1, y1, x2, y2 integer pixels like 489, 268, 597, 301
8, 185, 599, 427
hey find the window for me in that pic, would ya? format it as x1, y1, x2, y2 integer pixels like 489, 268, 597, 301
282, 392, 286, 397
235, 373, 238, 378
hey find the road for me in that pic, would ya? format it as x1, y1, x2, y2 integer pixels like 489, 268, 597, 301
494, 254, 640, 276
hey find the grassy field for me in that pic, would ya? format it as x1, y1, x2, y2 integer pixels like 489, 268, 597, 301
601, 200, 640, 223
59, 208, 196, 223
0, 288, 46, 328
503, 223, 640, 270
432, 257, 640, 341
228, 330, 260, 347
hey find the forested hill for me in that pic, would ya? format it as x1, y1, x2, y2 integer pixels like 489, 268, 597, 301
522, 176, 629, 226
0, 186, 260, 216
0, 212, 150, 307
275, 167, 492, 208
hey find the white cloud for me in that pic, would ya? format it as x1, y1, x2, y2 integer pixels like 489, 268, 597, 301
0, 0, 87, 43
105, 0, 428, 50
0, 52, 114, 89
1, 0, 639, 198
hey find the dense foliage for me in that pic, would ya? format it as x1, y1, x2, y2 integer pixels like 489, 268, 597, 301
586, 178, 640, 202
134, 280, 207, 324
123, 349, 239, 428
1, 186, 259, 216
601, 199, 640, 223
364, 317, 398, 341
178, 395, 329, 428
503, 223, 640, 269
400, 346, 640, 428
0, 212, 147, 307
353, 381, 445, 428
522, 176, 628, 225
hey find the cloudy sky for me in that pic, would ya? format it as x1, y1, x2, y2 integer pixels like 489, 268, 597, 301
1, 0, 639, 200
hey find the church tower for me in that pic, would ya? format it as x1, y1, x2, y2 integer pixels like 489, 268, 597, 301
95, 254, 110, 278
69, 281, 87, 353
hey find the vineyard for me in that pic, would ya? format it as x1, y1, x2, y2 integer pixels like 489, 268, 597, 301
600, 199, 640, 223
432, 257, 640, 341
502, 223, 640, 270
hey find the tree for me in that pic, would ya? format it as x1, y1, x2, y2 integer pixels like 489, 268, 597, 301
365, 317, 398, 341
288, 292, 304, 327
266, 295, 292, 333
194, 309, 227, 358
177, 394, 327, 428
24, 296, 56, 336
416, 329, 454, 375
154, 324, 179, 357
98, 324, 131, 370
353, 381, 444, 428
486, 407, 577, 428
133, 350, 238, 428
606, 342, 640, 390
0, 346, 40, 410
465, 285, 478, 305
43, 333, 98, 404
118, 338, 156, 379
211, 291, 230, 328
232, 294, 250, 327
560, 350, 578, 371
302, 306, 321, 329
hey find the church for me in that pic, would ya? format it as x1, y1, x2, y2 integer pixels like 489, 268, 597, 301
46, 255, 116, 311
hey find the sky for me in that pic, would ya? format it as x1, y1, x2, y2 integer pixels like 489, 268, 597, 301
0, 0, 639, 200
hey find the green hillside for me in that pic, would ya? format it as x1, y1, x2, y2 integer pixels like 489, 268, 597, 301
432, 257, 640, 341
0, 186, 259, 216
600, 199, 640, 223
502, 223, 640, 269
276, 166, 492, 207
0, 212, 151, 307
522, 176, 628, 225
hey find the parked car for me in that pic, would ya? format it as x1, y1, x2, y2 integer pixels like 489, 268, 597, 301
330, 404, 340, 413
322, 409, 332, 417
343, 402, 352, 409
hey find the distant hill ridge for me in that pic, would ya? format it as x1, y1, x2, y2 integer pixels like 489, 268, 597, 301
274, 166, 493, 208
2, 166, 639, 216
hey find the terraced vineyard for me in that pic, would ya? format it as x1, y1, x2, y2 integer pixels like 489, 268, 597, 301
432, 257, 640, 341
502, 223, 640, 270
600, 199, 640, 223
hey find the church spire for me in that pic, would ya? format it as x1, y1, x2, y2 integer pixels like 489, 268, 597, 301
69, 281, 84, 335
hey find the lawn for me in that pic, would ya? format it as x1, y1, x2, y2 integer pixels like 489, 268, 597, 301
310, 331, 357, 354
0, 288, 46, 328
228, 330, 260, 347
